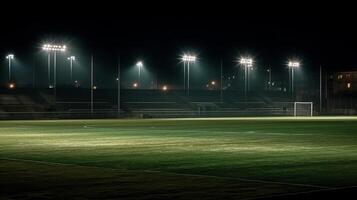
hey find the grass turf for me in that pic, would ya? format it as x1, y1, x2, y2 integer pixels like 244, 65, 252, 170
1, 117, 357, 199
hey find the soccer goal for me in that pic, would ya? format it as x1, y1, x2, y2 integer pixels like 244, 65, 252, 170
294, 102, 313, 117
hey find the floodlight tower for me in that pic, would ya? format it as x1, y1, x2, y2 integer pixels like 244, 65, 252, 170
239, 57, 253, 101
42, 44, 66, 102
288, 61, 300, 95
6, 54, 14, 81
136, 61, 143, 87
267, 67, 272, 91
47, 53, 51, 87
67, 56, 76, 83
181, 54, 196, 95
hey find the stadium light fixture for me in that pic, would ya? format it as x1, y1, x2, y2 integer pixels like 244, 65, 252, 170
67, 56, 75, 61
6, 54, 14, 59
181, 54, 196, 62
239, 57, 253, 67
42, 44, 66, 52
6, 54, 14, 81
288, 61, 300, 68
136, 61, 143, 68
67, 56, 76, 83
181, 54, 196, 95
42, 43, 67, 104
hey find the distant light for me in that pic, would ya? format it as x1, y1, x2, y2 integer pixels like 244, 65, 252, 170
211, 81, 216, 85
162, 85, 168, 91
133, 83, 138, 88
116, 77, 119, 81
288, 61, 300, 68
6, 54, 14, 59
93, 86, 97, 90
49, 85, 54, 89
181, 54, 196, 62
136, 61, 143, 68
239, 57, 253, 67
42, 44, 66, 52
8, 83, 15, 89
67, 56, 75, 61
347, 83, 351, 89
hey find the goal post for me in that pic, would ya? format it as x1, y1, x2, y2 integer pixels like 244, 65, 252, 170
294, 102, 313, 117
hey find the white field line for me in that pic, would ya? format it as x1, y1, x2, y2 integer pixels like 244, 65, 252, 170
1, 157, 333, 190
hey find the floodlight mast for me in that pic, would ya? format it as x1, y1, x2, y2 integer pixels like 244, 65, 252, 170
136, 61, 143, 87
181, 54, 196, 95
47, 54, 51, 87
6, 54, 14, 81
91, 54, 94, 115
67, 56, 75, 83
239, 57, 253, 102
42, 44, 66, 104
288, 61, 300, 97
267, 67, 272, 91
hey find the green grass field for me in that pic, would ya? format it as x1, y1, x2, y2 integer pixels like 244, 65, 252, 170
1, 117, 357, 199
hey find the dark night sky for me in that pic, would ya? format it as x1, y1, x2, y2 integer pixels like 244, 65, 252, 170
1, 2, 356, 88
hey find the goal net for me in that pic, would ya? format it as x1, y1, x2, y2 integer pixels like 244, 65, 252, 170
294, 102, 313, 117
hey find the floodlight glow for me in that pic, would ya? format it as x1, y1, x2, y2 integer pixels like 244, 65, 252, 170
182, 54, 196, 62
136, 61, 143, 68
67, 56, 75, 61
162, 85, 168, 91
42, 44, 67, 52
239, 57, 253, 67
8, 83, 15, 89
288, 61, 300, 68
6, 54, 14, 59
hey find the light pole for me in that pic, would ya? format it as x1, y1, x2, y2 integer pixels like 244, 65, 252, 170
183, 61, 186, 91
181, 54, 196, 95
91, 54, 94, 115
6, 54, 14, 82
67, 56, 75, 83
136, 61, 143, 87
220, 60, 223, 102
117, 56, 121, 114
239, 57, 253, 101
47, 53, 51, 87
288, 61, 300, 96
267, 67, 272, 91
42, 44, 66, 103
